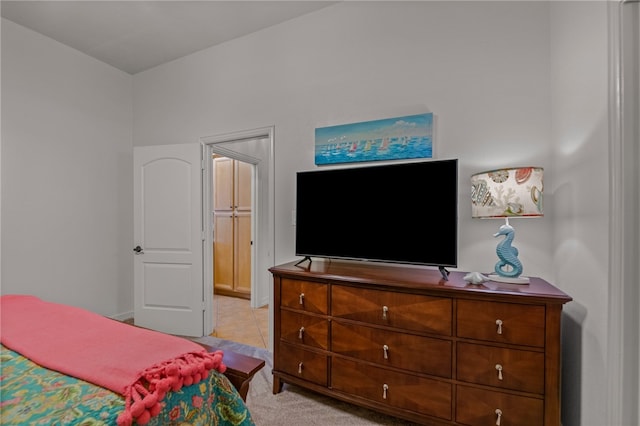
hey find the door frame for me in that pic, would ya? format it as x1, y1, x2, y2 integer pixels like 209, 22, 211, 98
607, 1, 640, 424
200, 126, 275, 339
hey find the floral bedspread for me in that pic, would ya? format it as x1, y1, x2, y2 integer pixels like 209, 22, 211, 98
0, 344, 254, 425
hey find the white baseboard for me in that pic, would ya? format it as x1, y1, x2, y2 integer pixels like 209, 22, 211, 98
110, 311, 133, 322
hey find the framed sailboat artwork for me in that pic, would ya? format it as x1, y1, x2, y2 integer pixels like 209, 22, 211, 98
314, 113, 433, 165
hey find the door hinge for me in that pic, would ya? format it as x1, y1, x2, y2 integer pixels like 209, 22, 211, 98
201, 231, 206, 241
201, 159, 206, 170
202, 301, 206, 311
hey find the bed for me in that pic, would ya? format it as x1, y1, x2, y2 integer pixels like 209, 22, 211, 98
0, 295, 257, 426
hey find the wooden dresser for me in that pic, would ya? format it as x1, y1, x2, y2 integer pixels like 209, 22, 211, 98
270, 260, 572, 426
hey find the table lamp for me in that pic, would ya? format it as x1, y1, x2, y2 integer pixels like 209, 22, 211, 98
471, 167, 543, 284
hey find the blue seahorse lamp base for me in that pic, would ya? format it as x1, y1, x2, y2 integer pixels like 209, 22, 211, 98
489, 218, 530, 284
489, 273, 530, 284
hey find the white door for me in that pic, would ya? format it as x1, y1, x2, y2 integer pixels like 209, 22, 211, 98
133, 143, 204, 337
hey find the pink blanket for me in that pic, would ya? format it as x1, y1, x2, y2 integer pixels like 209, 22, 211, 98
0, 294, 226, 426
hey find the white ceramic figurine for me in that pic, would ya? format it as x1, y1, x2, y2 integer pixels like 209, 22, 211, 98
463, 272, 489, 285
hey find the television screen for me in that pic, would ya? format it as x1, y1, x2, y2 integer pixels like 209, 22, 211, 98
295, 159, 458, 267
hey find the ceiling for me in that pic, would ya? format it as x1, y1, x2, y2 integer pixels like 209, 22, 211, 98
1, 1, 337, 74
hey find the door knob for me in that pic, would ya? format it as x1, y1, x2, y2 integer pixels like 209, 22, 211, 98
133, 245, 144, 254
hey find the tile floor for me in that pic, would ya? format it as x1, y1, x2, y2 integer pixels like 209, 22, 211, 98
211, 294, 269, 349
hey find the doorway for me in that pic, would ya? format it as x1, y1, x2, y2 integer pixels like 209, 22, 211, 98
201, 127, 274, 350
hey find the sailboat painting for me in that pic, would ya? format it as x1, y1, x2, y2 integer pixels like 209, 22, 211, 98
314, 113, 433, 165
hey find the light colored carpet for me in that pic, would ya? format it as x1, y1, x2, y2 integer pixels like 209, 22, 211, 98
193, 336, 419, 426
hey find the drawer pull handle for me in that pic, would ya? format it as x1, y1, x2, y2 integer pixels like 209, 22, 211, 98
383, 344, 389, 359
298, 362, 303, 374
382, 383, 389, 399
495, 364, 503, 380
298, 326, 305, 339
299, 293, 305, 305
382, 306, 389, 320
495, 319, 503, 334
495, 408, 503, 425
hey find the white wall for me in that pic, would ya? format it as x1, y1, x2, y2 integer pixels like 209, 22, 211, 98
1, 18, 3, 294
134, 1, 554, 278
1, 18, 133, 317
549, 3, 610, 425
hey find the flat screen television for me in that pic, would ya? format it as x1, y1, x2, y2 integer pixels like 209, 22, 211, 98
295, 159, 458, 268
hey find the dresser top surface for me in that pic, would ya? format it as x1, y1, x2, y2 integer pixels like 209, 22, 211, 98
270, 259, 572, 304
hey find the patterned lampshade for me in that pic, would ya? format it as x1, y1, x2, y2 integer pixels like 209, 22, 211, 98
471, 167, 543, 219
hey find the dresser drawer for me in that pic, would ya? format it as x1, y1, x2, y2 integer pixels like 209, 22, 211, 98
456, 385, 543, 426
280, 278, 328, 314
332, 286, 452, 336
281, 310, 328, 350
332, 357, 452, 420
332, 321, 451, 378
457, 342, 544, 394
457, 300, 545, 347
277, 341, 328, 386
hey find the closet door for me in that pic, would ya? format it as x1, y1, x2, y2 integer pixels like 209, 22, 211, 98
213, 157, 252, 298
234, 161, 253, 294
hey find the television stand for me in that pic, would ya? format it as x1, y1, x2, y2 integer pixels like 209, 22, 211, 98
294, 256, 312, 267
269, 259, 572, 425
